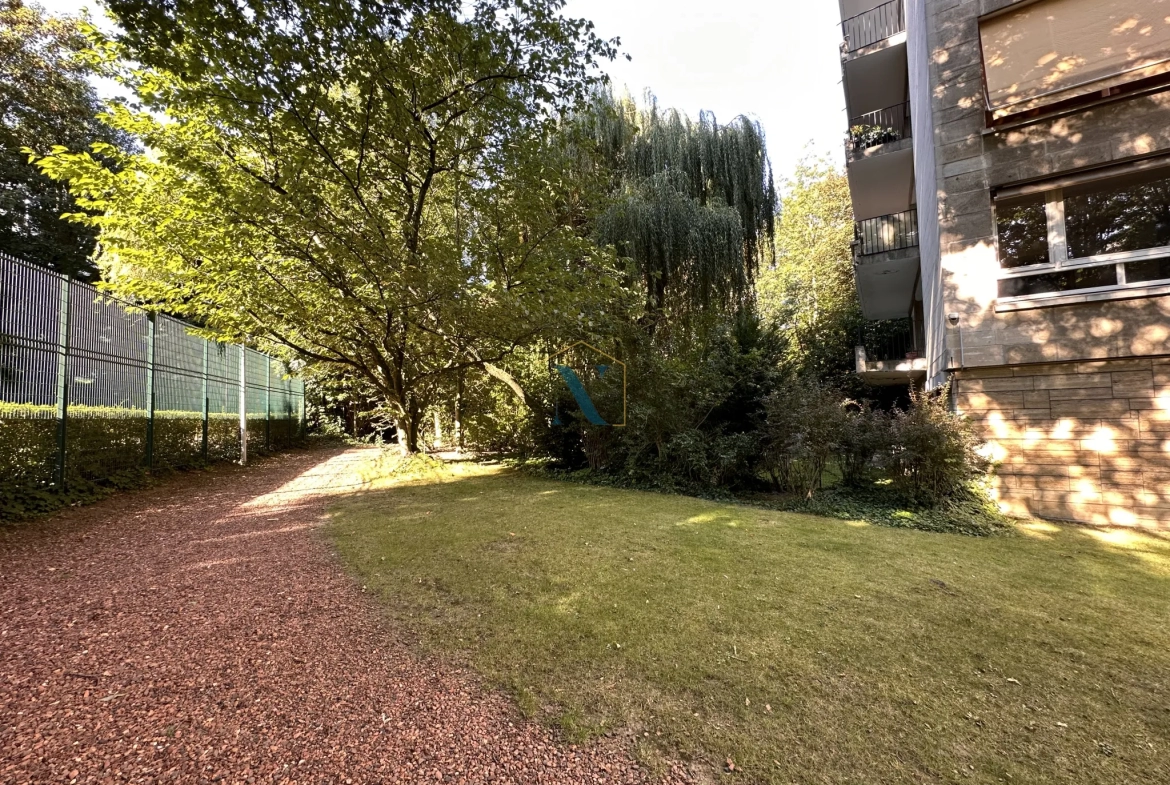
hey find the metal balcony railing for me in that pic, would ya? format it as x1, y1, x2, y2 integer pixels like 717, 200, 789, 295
855, 208, 918, 256
858, 318, 921, 364
842, 0, 906, 53
848, 101, 912, 152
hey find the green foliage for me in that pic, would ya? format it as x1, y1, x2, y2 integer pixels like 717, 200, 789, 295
0, 403, 296, 521
578, 88, 776, 328
0, 0, 125, 278
37, 0, 628, 452
884, 384, 990, 503
765, 481, 1011, 537
756, 156, 862, 386
536, 372, 997, 529
837, 402, 891, 487
759, 379, 845, 497
562, 315, 784, 489
849, 123, 900, 150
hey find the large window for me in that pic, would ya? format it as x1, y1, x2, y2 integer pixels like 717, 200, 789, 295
994, 164, 1170, 301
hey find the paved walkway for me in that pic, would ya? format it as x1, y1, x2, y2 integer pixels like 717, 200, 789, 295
0, 448, 683, 784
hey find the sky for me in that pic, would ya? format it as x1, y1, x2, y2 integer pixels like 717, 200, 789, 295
37, 0, 848, 185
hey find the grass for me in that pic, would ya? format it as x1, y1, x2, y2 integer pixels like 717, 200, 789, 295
325, 462, 1170, 784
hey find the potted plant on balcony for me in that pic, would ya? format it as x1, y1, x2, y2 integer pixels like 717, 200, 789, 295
850, 124, 900, 151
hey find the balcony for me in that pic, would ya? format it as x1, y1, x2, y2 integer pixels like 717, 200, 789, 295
855, 318, 927, 385
841, 0, 906, 57
853, 209, 920, 321
847, 101, 912, 160
856, 208, 918, 256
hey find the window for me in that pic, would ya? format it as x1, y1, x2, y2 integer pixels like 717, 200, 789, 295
1065, 168, 1170, 258
994, 163, 1170, 301
1127, 257, 1170, 283
995, 194, 1049, 268
998, 267, 1116, 299
980, 0, 1170, 121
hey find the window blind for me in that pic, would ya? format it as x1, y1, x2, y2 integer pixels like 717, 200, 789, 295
993, 153, 1170, 199
980, 0, 1170, 119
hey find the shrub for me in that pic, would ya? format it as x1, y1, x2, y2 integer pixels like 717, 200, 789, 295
838, 402, 892, 487
568, 316, 783, 490
883, 385, 987, 502
759, 380, 846, 498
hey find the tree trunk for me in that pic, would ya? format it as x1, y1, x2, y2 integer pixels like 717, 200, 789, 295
395, 405, 422, 454
454, 371, 464, 453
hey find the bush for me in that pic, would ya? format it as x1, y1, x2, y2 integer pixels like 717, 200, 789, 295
838, 402, 892, 487
883, 385, 988, 503
759, 380, 845, 497
0, 403, 301, 521
545, 315, 784, 491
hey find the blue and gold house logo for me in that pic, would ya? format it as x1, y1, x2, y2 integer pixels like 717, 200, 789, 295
549, 341, 627, 427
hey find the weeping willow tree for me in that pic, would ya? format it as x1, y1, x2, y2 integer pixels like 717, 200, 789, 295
578, 88, 777, 330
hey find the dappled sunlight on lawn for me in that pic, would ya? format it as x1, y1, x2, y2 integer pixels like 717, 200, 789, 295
1080, 527, 1170, 573
677, 510, 743, 528
327, 469, 1170, 785
1012, 517, 1170, 576
1015, 521, 1062, 540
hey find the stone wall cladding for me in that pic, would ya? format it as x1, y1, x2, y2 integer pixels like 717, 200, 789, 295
955, 359, 1170, 529
925, 1, 1170, 529
926, 0, 1170, 360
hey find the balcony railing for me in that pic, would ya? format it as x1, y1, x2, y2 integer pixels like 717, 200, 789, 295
855, 208, 918, 256
842, 0, 906, 53
858, 318, 921, 364
848, 101, 912, 152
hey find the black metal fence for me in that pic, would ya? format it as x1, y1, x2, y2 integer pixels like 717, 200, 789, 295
848, 101, 912, 152
1, 251, 304, 513
855, 208, 919, 256
842, 0, 906, 53
859, 318, 921, 363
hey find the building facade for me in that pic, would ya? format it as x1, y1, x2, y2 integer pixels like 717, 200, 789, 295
839, 0, 1170, 528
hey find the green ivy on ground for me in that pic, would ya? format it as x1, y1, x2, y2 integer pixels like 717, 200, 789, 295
753, 482, 1013, 537
518, 460, 1012, 537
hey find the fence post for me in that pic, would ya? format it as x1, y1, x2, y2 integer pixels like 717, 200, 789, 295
144, 313, 156, 469
297, 379, 306, 439
201, 340, 209, 462
238, 346, 247, 465
53, 274, 70, 491
264, 357, 271, 451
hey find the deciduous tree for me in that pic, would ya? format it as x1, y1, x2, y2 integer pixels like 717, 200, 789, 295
0, 0, 121, 278
577, 89, 776, 335
757, 155, 860, 383
40, 0, 625, 451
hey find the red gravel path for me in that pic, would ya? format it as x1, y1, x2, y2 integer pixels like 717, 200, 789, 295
0, 447, 690, 785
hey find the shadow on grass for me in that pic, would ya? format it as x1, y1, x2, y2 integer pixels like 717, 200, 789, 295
322, 462, 1170, 783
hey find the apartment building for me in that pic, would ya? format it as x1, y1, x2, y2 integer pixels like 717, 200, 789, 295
839, 0, 1170, 528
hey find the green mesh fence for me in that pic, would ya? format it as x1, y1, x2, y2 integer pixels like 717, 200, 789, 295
0, 250, 305, 517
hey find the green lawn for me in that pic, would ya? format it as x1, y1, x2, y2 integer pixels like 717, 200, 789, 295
325, 463, 1170, 784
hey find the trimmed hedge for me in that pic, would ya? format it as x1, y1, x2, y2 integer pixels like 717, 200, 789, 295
0, 403, 301, 521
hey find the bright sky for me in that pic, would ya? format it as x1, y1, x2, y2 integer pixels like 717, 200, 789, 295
38, 0, 847, 184
563, 0, 847, 182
